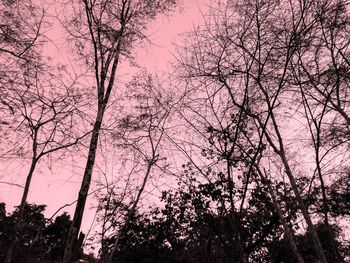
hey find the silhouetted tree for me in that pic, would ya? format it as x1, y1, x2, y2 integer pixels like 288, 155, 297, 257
102, 170, 290, 262
0, 0, 45, 115
1, 64, 90, 262
0, 203, 75, 263
175, 0, 350, 262
62, 1, 179, 262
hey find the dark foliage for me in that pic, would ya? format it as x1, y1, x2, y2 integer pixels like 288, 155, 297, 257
103, 174, 349, 263
0, 203, 72, 263
105, 177, 283, 262
271, 224, 349, 263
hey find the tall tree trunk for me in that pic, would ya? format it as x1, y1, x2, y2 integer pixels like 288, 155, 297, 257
267, 114, 328, 263
257, 168, 305, 263
63, 108, 104, 263
279, 151, 328, 263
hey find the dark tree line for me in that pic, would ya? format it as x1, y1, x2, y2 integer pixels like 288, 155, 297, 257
0, 202, 96, 263
103, 175, 349, 263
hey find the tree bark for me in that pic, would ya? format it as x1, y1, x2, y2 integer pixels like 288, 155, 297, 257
63, 108, 104, 263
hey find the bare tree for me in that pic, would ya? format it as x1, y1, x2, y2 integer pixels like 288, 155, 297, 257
1, 65, 90, 263
0, 0, 46, 117
0, 0, 45, 62
173, 0, 350, 262
85, 73, 174, 262
290, 0, 350, 226
62, 1, 179, 261
106, 73, 173, 262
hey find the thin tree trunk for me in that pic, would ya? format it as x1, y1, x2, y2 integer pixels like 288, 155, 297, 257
226, 160, 248, 263
18, 159, 37, 215
258, 168, 305, 263
315, 148, 329, 225
267, 113, 328, 263
5, 157, 38, 263
107, 160, 154, 263
279, 151, 328, 263
299, 85, 330, 226
63, 108, 104, 263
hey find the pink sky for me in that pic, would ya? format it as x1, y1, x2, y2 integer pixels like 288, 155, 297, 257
0, 0, 213, 236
